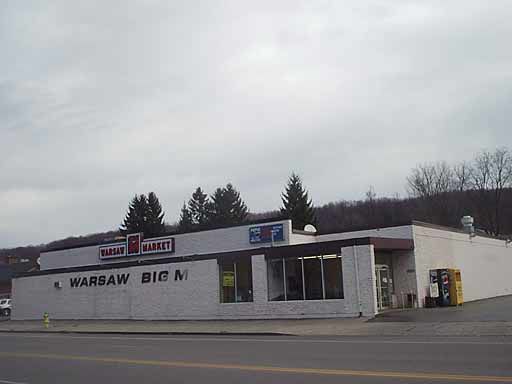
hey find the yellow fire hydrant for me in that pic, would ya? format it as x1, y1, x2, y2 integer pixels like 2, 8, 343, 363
43, 312, 50, 329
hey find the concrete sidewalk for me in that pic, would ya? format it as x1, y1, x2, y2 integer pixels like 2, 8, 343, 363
1, 318, 512, 336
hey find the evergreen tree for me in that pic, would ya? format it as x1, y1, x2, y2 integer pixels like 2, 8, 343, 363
120, 192, 165, 237
188, 187, 210, 228
209, 183, 248, 227
120, 194, 149, 235
146, 191, 165, 237
177, 202, 194, 233
281, 173, 316, 230
225, 183, 248, 223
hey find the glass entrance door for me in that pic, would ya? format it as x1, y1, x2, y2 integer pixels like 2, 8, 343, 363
375, 265, 391, 310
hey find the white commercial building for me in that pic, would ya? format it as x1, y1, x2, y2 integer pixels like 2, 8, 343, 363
11, 220, 512, 320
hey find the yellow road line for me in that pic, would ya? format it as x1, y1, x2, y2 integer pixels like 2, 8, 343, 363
0, 352, 511, 382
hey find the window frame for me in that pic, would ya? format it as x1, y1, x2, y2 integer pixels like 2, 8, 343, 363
219, 258, 253, 304
267, 253, 344, 301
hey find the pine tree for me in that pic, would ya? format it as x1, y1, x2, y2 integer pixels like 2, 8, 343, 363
188, 187, 210, 229
209, 187, 230, 227
224, 183, 248, 223
120, 194, 149, 235
146, 191, 165, 237
120, 192, 165, 237
281, 173, 316, 230
209, 183, 248, 228
177, 202, 194, 233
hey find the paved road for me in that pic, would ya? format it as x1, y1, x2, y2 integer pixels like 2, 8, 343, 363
0, 333, 512, 384
373, 295, 512, 323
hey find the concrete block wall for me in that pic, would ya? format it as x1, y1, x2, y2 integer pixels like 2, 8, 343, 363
222, 245, 379, 318
13, 244, 378, 319
13, 260, 220, 320
391, 250, 418, 307
412, 225, 512, 306
340, 245, 377, 317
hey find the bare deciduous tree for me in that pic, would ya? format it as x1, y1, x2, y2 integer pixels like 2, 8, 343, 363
453, 161, 473, 192
472, 148, 512, 235
490, 148, 512, 235
407, 162, 454, 198
406, 162, 454, 223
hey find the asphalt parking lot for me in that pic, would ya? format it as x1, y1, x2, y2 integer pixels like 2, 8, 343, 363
372, 295, 512, 322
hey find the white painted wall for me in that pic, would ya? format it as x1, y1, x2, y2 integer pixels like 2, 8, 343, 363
41, 245, 100, 270
412, 225, 512, 306
41, 220, 292, 271
315, 225, 413, 243
340, 245, 377, 316
390, 250, 418, 307
13, 243, 377, 320
289, 232, 316, 244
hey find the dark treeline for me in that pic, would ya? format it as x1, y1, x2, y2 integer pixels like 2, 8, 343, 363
2, 147, 511, 261
314, 189, 512, 235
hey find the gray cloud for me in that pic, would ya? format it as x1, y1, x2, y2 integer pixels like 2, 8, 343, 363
1, 1, 512, 246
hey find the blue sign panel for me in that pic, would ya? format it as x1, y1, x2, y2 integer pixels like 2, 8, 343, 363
249, 224, 284, 244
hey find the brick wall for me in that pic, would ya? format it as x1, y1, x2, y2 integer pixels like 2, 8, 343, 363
13, 244, 378, 320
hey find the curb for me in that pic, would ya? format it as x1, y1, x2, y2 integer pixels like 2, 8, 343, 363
0, 329, 290, 336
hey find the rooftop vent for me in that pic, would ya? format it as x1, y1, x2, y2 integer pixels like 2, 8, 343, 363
461, 216, 475, 235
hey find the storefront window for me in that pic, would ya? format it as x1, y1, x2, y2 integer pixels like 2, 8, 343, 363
303, 256, 323, 300
323, 255, 343, 299
267, 254, 343, 301
220, 258, 253, 303
285, 257, 303, 300
220, 263, 235, 303
267, 258, 285, 301
236, 258, 253, 302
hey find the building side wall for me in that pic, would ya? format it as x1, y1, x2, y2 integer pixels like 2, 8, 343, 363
13, 244, 378, 319
412, 225, 512, 306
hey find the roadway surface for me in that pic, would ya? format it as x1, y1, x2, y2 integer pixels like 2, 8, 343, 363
372, 295, 512, 322
0, 333, 512, 384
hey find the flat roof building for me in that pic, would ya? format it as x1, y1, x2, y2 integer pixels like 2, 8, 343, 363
11, 219, 512, 320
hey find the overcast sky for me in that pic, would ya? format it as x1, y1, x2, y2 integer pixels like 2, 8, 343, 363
1, 1, 511, 247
